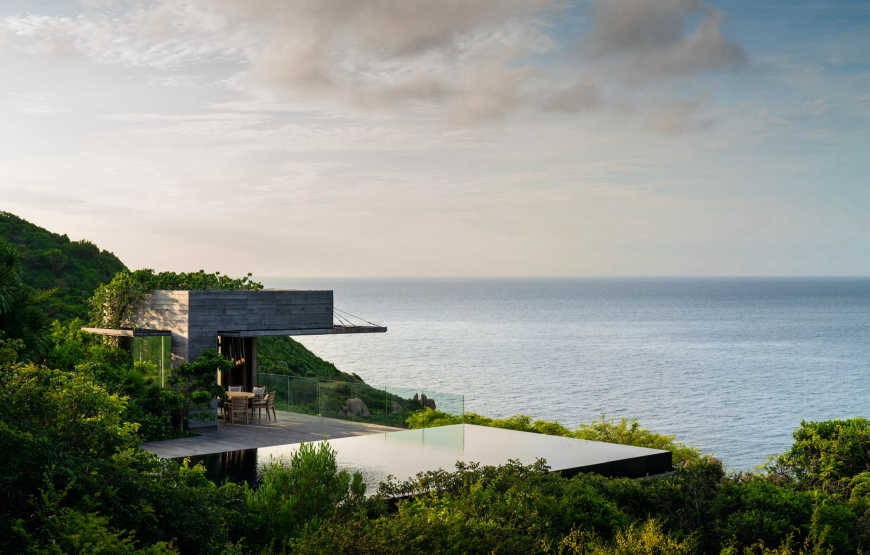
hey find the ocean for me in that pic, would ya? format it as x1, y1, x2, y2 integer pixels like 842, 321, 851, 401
260, 277, 869, 471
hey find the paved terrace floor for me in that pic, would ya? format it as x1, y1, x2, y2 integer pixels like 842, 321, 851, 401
140, 410, 397, 459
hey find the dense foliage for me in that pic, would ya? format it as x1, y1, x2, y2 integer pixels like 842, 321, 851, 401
89, 268, 263, 329
5, 345, 870, 554
764, 417, 870, 502
0, 212, 126, 321
44, 319, 222, 441
258, 335, 363, 382
5, 218, 870, 553
0, 240, 52, 360
408, 409, 702, 464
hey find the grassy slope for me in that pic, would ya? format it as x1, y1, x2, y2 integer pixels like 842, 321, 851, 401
2, 211, 352, 380
257, 335, 363, 382
0, 212, 127, 322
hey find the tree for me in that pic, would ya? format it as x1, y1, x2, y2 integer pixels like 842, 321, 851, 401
89, 269, 262, 330
0, 239, 52, 360
165, 349, 233, 432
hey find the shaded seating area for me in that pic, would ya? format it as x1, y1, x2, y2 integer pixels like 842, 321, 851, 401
222, 386, 275, 424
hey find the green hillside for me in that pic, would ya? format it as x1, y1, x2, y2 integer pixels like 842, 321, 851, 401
0, 212, 127, 322
2, 211, 353, 381
257, 335, 363, 382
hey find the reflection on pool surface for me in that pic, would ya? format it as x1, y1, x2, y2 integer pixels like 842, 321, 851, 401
182, 424, 671, 491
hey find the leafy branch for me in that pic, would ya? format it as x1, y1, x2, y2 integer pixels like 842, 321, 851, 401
88, 269, 264, 329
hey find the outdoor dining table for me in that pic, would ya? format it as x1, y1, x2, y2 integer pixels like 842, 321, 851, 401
227, 391, 255, 400
227, 391, 257, 407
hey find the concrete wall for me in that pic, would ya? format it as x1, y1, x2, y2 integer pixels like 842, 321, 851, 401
135, 290, 190, 367
134, 289, 333, 364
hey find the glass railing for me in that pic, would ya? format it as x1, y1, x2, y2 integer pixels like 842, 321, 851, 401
257, 373, 464, 429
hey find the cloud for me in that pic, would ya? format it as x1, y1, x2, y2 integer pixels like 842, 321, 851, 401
544, 77, 602, 113
543, 0, 745, 131
1, 0, 747, 131
586, 0, 746, 82
802, 98, 838, 115
193, 0, 557, 122
1, 4, 255, 69
646, 95, 712, 134
20, 106, 70, 115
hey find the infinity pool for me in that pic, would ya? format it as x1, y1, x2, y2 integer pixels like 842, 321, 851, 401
182, 424, 672, 490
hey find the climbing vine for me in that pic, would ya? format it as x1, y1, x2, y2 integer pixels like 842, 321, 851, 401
88, 269, 263, 329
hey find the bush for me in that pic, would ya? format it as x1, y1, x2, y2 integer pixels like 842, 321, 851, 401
296, 459, 629, 555
44, 320, 179, 442
243, 441, 370, 548
0, 362, 247, 555
765, 417, 870, 501
555, 519, 697, 555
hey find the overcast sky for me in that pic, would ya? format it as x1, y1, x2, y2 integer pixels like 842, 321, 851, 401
1, 0, 867, 276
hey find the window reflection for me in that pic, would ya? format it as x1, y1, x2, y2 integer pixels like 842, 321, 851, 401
131, 335, 171, 387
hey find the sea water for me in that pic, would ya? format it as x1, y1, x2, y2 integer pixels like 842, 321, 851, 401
260, 277, 869, 471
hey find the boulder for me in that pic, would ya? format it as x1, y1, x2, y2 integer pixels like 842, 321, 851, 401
419, 394, 436, 411
390, 401, 403, 413
341, 398, 371, 418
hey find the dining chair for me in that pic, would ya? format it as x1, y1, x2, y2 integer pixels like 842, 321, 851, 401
251, 391, 277, 421
224, 396, 249, 425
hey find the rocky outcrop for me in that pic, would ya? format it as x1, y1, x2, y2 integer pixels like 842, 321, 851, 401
390, 401, 403, 413
412, 392, 437, 411
340, 398, 371, 418
419, 393, 436, 411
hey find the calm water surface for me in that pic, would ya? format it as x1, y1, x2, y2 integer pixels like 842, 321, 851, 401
261, 277, 869, 471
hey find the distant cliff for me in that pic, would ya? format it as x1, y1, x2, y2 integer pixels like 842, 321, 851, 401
0, 212, 127, 322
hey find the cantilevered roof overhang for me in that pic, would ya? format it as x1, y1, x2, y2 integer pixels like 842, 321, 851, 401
82, 328, 172, 337
217, 325, 387, 337
84, 289, 384, 365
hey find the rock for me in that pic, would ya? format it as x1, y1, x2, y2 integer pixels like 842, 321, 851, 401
390, 401, 403, 413
342, 398, 370, 418
419, 394, 436, 411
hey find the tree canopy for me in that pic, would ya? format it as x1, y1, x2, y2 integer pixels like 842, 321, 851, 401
0, 212, 126, 321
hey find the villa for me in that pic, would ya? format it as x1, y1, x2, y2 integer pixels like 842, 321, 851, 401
84, 288, 672, 487
84, 288, 385, 430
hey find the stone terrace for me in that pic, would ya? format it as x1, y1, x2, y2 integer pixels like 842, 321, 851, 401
140, 410, 397, 459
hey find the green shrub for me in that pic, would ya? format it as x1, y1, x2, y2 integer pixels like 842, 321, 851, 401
296, 459, 629, 555
765, 417, 870, 501
555, 519, 698, 555
244, 441, 370, 547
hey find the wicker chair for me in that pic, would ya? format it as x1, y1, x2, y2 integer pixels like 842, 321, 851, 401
224, 396, 249, 425
251, 391, 277, 421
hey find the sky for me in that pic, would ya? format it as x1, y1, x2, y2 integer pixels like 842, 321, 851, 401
1, 0, 867, 277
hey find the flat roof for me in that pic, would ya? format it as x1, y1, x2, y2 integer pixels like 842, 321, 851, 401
83, 325, 386, 338
217, 325, 387, 337
183, 424, 672, 490
82, 328, 172, 337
